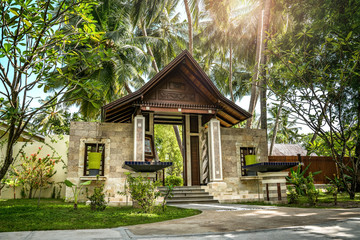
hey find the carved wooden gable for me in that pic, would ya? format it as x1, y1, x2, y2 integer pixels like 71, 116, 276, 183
143, 70, 209, 105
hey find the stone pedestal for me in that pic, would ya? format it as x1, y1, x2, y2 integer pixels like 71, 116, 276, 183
133, 115, 145, 161
208, 119, 223, 181
258, 172, 288, 204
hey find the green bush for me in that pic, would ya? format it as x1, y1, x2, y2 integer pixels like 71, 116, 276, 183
120, 173, 161, 213
87, 183, 107, 211
165, 175, 183, 186
287, 186, 299, 204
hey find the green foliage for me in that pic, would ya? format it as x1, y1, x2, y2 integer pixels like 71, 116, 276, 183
286, 164, 321, 205
10, 147, 60, 199
267, 0, 360, 200
165, 175, 183, 187
161, 185, 174, 212
0, 199, 201, 232
287, 186, 299, 204
286, 163, 311, 195
87, 182, 107, 211
2, 178, 20, 199
154, 125, 183, 177
305, 173, 320, 206
0, 0, 106, 183
120, 173, 161, 213
64, 180, 92, 210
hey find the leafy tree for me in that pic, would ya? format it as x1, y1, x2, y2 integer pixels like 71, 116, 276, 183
154, 125, 183, 177
267, 103, 301, 145
267, 22, 360, 199
0, 0, 104, 182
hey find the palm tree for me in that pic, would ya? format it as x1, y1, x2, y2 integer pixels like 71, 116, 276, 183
131, 0, 189, 161
267, 104, 301, 145
202, 0, 259, 102
32, 97, 69, 135
52, 0, 153, 119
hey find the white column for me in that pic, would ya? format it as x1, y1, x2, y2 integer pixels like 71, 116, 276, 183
133, 115, 145, 161
208, 118, 223, 181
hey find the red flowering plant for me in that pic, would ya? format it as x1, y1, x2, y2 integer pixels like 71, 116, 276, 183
12, 147, 60, 201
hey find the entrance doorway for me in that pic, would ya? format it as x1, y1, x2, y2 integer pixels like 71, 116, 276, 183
152, 113, 202, 186
154, 124, 184, 185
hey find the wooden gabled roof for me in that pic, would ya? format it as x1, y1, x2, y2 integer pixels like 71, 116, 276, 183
102, 50, 251, 127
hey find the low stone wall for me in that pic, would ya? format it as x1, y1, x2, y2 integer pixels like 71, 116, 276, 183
202, 128, 269, 203
66, 122, 133, 205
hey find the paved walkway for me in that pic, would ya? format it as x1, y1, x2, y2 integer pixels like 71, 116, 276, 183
1, 204, 360, 240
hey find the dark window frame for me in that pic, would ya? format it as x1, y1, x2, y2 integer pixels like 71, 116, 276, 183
83, 143, 105, 176
240, 147, 256, 176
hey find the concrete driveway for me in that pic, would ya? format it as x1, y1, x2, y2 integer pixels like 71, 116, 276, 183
1, 203, 360, 239
127, 203, 360, 235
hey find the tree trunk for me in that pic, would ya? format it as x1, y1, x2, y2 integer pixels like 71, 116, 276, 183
124, 82, 132, 94
173, 125, 184, 160
141, 25, 159, 73
260, 0, 271, 131
269, 99, 284, 156
260, 0, 271, 130
246, 8, 264, 129
0, 121, 16, 182
184, 0, 193, 55
229, 42, 235, 102
38, 188, 42, 207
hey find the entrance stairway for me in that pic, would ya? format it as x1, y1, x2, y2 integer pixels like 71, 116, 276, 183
158, 186, 219, 204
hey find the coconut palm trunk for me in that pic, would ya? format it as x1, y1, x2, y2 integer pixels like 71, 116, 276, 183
269, 98, 284, 155
260, 0, 271, 132
246, 0, 271, 128
184, 0, 193, 55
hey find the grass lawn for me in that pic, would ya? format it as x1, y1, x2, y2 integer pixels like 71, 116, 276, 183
237, 192, 360, 208
0, 198, 201, 232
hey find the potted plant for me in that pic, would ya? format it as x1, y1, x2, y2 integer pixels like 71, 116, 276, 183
245, 154, 257, 166
88, 152, 102, 176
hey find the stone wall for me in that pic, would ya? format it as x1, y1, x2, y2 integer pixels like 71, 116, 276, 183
66, 122, 133, 205
203, 128, 268, 203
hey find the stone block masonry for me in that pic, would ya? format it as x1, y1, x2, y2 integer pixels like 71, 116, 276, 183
66, 122, 134, 205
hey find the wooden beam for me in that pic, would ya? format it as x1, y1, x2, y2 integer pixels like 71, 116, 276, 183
107, 112, 132, 123
215, 113, 236, 126
140, 106, 215, 114
105, 105, 133, 118
105, 108, 134, 122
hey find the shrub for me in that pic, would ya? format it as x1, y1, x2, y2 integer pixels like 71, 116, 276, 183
287, 186, 299, 204
165, 175, 183, 187
161, 185, 174, 212
120, 173, 161, 213
12, 147, 60, 199
87, 181, 107, 211
305, 173, 320, 206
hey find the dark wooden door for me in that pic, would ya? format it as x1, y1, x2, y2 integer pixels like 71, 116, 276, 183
190, 136, 200, 185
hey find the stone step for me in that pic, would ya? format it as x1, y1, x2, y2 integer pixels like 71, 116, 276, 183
167, 199, 219, 204
158, 186, 203, 191
169, 190, 207, 195
170, 195, 214, 201
172, 193, 212, 197
158, 186, 219, 204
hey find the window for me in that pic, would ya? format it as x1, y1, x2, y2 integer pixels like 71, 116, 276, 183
84, 143, 105, 176
240, 147, 256, 176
